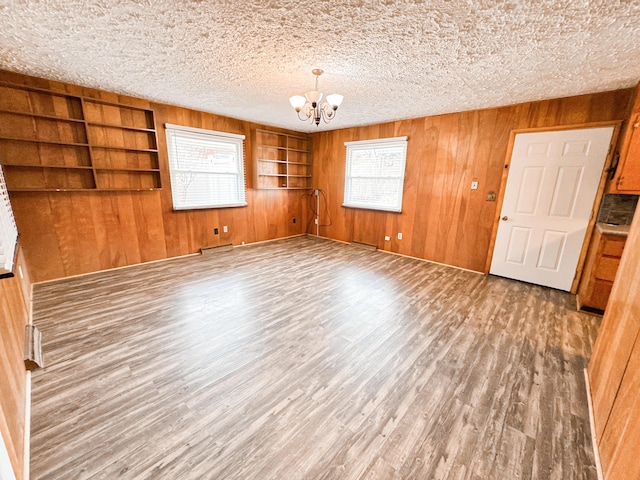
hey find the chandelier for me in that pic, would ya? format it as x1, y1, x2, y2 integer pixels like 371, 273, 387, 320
289, 69, 344, 126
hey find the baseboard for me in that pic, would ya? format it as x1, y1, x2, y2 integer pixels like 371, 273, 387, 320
22, 372, 31, 480
304, 233, 350, 244
234, 234, 307, 249
32, 252, 200, 286
307, 233, 484, 274
349, 240, 377, 251
584, 368, 604, 480
200, 243, 233, 254
34, 234, 310, 286
377, 247, 484, 275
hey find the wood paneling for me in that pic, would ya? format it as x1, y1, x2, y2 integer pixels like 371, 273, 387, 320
599, 333, 640, 480
611, 82, 640, 193
587, 206, 640, 479
311, 90, 632, 272
577, 228, 627, 312
0, 70, 308, 282
0, 248, 31, 480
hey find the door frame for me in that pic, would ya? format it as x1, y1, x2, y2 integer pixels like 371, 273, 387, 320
484, 121, 622, 293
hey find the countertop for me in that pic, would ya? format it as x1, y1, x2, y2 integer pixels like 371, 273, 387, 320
597, 223, 631, 236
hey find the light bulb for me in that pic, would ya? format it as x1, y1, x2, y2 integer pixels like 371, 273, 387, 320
326, 94, 344, 108
289, 95, 306, 112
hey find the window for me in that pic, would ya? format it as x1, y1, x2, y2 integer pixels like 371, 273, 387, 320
0, 164, 18, 276
343, 136, 408, 212
165, 124, 247, 210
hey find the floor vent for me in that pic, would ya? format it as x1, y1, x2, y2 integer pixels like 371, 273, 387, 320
350, 241, 378, 251
201, 244, 233, 254
24, 324, 44, 370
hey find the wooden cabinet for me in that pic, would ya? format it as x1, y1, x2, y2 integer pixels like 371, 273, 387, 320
252, 129, 312, 190
612, 82, 640, 193
587, 206, 640, 480
0, 82, 161, 192
577, 225, 628, 312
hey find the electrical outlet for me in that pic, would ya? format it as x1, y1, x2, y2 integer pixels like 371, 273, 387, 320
471, 181, 479, 190
397, 232, 403, 240
384, 235, 390, 241
214, 228, 219, 235
223, 226, 228, 233
315, 218, 318, 224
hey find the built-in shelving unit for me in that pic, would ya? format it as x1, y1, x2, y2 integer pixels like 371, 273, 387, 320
0, 82, 161, 192
252, 129, 312, 190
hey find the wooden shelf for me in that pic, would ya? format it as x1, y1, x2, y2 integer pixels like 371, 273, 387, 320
9, 187, 161, 192
258, 145, 311, 154
81, 96, 153, 113
257, 187, 313, 190
258, 159, 311, 166
95, 167, 160, 172
87, 122, 155, 133
91, 145, 158, 153
252, 129, 312, 190
0, 82, 162, 192
0, 136, 89, 147
1, 163, 93, 170
0, 109, 85, 123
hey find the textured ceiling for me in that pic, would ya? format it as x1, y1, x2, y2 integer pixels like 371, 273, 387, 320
0, 1, 639, 133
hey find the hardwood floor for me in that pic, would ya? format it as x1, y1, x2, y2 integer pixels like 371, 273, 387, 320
30, 236, 600, 479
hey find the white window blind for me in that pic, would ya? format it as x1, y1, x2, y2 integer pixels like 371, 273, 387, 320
0, 164, 18, 276
165, 124, 247, 210
343, 136, 408, 213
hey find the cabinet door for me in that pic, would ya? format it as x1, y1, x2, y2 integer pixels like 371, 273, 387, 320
599, 331, 640, 480
616, 112, 640, 193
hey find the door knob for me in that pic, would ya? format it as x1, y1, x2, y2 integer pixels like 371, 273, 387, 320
502, 216, 509, 221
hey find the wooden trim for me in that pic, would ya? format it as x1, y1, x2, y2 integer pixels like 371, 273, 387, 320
585, 368, 605, 480
508, 121, 624, 136
571, 122, 622, 293
32, 251, 201, 286
484, 128, 517, 273
22, 371, 31, 480
483, 121, 623, 290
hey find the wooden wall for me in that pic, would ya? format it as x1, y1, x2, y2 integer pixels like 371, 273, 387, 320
0, 70, 308, 283
587, 205, 640, 480
0, 248, 31, 480
310, 90, 632, 272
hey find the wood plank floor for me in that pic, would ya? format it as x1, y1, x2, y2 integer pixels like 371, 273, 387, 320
29, 236, 601, 479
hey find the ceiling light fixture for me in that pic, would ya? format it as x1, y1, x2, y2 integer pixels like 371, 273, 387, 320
289, 69, 343, 127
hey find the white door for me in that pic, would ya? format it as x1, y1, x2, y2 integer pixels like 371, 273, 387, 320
490, 126, 614, 291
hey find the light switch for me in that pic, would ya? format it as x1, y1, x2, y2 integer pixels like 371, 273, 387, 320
471, 181, 479, 190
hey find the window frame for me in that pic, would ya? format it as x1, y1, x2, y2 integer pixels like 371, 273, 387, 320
0, 164, 18, 277
342, 136, 408, 213
165, 123, 247, 211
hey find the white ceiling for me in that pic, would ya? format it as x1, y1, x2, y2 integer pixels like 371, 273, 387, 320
0, 1, 639, 133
